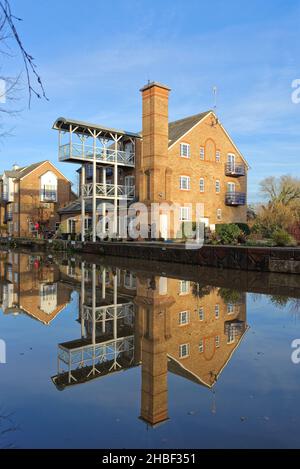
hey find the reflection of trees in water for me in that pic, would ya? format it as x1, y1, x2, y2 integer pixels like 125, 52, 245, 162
192, 283, 243, 305
192, 283, 216, 298
268, 296, 300, 317
268, 295, 290, 308
218, 288, 243, 304
0, 407, 19, 448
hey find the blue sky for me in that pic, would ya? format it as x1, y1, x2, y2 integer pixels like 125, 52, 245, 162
1, 0, 300, 202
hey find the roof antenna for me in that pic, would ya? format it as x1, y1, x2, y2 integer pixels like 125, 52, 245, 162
211, 86, 219, 126
213, 86, 217, 112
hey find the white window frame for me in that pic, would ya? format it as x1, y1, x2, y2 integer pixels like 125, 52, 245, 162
199, 307, 204, 321
227, 153, 236, 168
227, 182, 236, 193
199, 339, 204, 353
179, 310, 190, 325
215, 304, 220, 319
227, 304, 235, 314
216, 150, 221, 162
179, 280, 190, 295
179, 206, 191, 222
217, 208, 222, 221
180, 143, 190, 158
84, 216, 92, 231
124, 271, 136, 289
215, 336, 220, 348
227, 330, 235, 344
179, 343, 190, 358
180, 176, 190, 190
200, 146, 205, 160
125, 175, 135, 187
68, 218, 76, 234
216, 180, 221, 193
199, 178, 205, 193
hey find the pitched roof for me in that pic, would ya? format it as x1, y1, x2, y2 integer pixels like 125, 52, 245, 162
3, 161, 47, 180
58, 199, 91, 214
168, 111, 212, 147
18, 161, 48, 178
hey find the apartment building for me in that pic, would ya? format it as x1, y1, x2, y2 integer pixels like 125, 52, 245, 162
0, 161, 75, 237
54, 81, 248, 240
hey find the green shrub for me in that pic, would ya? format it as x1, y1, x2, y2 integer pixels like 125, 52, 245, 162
251, 221, 280, 238
236, 223, 251, 236
216, 224, 242, 244
272, 229, 295, 247
179, 221, 206, 241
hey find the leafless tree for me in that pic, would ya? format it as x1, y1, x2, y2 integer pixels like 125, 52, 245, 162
0, 0, 48, 137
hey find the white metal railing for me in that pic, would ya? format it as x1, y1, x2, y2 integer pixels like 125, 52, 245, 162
82, 302, 134, 323
59, 143, 135, 167
58, 336, 135, 367
82, 182, 135, 199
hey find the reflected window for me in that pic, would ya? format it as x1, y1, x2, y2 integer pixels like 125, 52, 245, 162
227, 329, 235, 344
159, 277, 168, 295
179, 280, 190, 295
40, 283, 57, 314
179, 343, 190, 358
124, 271, 136, 289
179, 311, 190, 325
67, 263, 76, 277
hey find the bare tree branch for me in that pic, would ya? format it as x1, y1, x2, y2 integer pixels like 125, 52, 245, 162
0, 0, 48, 107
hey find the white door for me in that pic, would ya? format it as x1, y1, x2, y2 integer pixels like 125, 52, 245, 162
160, 214, 168, 240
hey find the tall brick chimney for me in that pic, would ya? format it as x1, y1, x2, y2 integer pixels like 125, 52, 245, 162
139, 82, 171, 204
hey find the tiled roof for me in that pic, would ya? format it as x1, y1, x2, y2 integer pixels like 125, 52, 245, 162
58, 199, 92, 214
2, 161, 47, 180
168, 111, 212, 147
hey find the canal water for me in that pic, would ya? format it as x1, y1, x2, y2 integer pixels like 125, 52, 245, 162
0, 250, 300, 449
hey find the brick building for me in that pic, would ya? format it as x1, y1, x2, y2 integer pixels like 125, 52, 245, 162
0, 160, 75, 237
52, 260, 247, 426
0, 251, 72, 323
54, 81, 248, 240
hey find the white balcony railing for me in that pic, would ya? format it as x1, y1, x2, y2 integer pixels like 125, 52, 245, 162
82, 302, 134, 323
59, 143, 135, 167
82, 183, 135, 200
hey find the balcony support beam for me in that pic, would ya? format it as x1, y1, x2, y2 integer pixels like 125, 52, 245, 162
81, 164, 85, 242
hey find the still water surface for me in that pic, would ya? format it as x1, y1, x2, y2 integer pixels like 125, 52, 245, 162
0, 251, 300, 449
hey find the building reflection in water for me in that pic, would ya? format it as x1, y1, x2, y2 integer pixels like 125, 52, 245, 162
0, 252, 248, 427
0, 251, 72, 324
52, 259, 248, 427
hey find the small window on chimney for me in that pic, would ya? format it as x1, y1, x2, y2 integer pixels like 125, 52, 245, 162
180, 143, 190, 158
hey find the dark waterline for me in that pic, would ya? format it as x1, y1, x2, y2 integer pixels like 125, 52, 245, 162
0, 250, 300, 449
